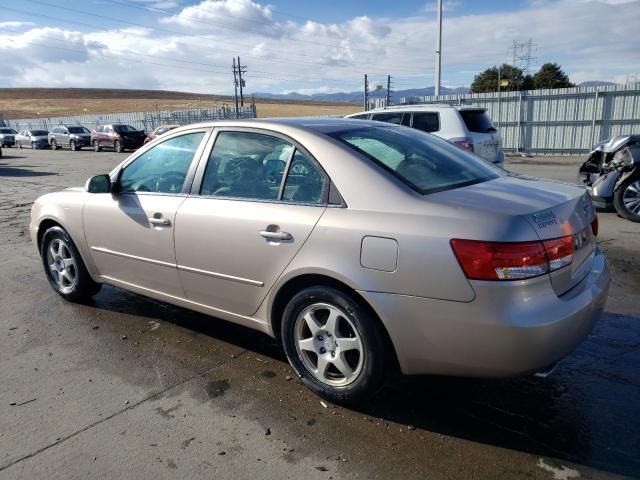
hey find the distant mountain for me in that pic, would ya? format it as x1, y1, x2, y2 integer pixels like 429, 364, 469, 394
578, 81, 617, 87
253, 86, 470, 103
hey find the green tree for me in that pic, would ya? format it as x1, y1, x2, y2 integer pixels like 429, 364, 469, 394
532, 63, 574, 89
470, 64, 528, 93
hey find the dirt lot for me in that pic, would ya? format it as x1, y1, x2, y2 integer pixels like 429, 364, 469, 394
0, 148, 639, 480
0, 88, 360, 119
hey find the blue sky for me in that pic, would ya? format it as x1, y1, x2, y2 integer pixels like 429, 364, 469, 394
1, 0, 639, 95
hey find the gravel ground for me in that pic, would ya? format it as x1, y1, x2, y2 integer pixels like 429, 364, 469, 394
0, 148, 638, 480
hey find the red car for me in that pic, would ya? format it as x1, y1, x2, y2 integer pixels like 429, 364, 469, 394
143, 125, 179, 145
91, 124, 147, 153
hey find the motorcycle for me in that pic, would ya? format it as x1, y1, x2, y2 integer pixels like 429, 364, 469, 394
578, 135, 640, 222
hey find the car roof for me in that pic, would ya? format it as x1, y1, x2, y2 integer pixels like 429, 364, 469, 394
178, 117, 403, 135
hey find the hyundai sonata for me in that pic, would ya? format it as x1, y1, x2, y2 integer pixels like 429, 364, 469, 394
30, 119, 610, 403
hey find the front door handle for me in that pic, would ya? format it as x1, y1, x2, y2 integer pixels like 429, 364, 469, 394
149, 217, 171, 227
259, 230, 292, 241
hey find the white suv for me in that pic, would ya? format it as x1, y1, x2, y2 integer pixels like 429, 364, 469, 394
347, 104, 504, 166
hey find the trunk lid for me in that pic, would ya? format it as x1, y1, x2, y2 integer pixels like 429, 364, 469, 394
431, 174, 597, 295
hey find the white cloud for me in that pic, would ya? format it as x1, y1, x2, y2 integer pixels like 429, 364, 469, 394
0, 0, 638, 94
162, 0, 282, 37
0, 21, 36, 29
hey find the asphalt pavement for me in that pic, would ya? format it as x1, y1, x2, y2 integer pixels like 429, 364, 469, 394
1, 148, 639, 479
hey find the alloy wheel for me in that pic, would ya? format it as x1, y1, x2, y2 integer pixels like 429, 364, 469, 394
622, 180, 640, 215
46, 238, 78, 294
294, 302, 364, 387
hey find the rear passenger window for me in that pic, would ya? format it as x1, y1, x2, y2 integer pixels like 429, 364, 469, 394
282, 150, 325, 203
372, 113, 404, 125
412, 113, 440, 133
200, 131, 292, 200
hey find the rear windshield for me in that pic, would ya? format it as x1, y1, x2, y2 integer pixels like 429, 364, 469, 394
67, 126, 90, 134
459, 109, 496, 133
0, 128, 16, 134
30, 130, 48, 136
114, 125, 137, 133
329, 126, 501, 195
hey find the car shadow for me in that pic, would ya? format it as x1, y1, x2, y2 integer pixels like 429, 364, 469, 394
84, 285, 640, 477
0, 161, 58, 177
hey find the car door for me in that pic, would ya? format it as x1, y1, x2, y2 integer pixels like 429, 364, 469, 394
174, 129, 328, 316
83, 128, 210, 297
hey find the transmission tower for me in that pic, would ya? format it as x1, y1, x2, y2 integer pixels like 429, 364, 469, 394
386, 75, 393, 107
364, 74, 369, 111
508, 39, 536, 75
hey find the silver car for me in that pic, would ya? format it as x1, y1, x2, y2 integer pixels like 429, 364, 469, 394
30, 119, 610, 403
15, 129, 50, 149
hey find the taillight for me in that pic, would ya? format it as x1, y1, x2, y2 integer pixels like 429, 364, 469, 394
450, 236, 575, 281
591, 215, 598, 236
450, 137, 474, 152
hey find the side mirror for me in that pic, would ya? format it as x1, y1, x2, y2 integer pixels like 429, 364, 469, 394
86, 174, 112, 193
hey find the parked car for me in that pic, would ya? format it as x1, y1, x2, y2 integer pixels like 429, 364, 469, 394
30, 118, 609, 403
91, 124, 147, 153
144, 125, 180, 145
578, 135, 640, 222
16, 129, 50, 149
0, 127, 17, 147
347, 104, 504, 166
49, 125, 92, 151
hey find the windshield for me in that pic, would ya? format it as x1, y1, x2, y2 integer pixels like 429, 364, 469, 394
30, 130, 48, 136
0, 128, 16, 134
114, 125, 137, 133
328, 126, 501, 195
68, 126, 90, 134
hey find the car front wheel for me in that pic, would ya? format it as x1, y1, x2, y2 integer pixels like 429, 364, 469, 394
281, 286, 387, 404
41, 226, 101, 302
93, 140, 101, 152
115, 140, 123, 153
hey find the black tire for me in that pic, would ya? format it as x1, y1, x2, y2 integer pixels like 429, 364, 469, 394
31, 142, 36, 150
93, 140, 101, 152
115, 140, 123, 153
281, 286, 387, 404
613, 173, 640, 222
51, 139, 58, 150
70, 140, 77, 151
40, 226, 102, 302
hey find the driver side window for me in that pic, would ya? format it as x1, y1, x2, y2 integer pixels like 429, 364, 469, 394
119, 132, 205, 194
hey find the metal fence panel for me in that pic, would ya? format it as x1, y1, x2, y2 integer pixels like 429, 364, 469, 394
4, 106, 256, 132
400, 84, 640, 155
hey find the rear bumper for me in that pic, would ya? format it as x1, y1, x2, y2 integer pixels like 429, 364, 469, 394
359, 249, 610, 377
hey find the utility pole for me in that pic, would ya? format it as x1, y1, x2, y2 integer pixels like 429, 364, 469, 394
237, 56, 247, 107
386, 75, 392, 107
434, 0, 442, 96
232, 57, 239, 118
363, 74, 369, 111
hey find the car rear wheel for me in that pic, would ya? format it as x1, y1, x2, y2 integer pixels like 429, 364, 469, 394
614, 174, 640, 222
115, 140, 123, 153
17, 142, 22, 149
93, 140, 101, 152
31, 142, 36, 150
50, 139, 58, 150
41, 226, 102, 302
70, 140, 77, 151
281, 286, 386, 404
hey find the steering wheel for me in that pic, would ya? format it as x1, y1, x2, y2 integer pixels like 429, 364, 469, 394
155, 170, 186, 193
290, 161, 310, 175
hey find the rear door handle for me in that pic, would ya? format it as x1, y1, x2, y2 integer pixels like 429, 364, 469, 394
259, 230, 292, 241
149, 217, 171, 227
